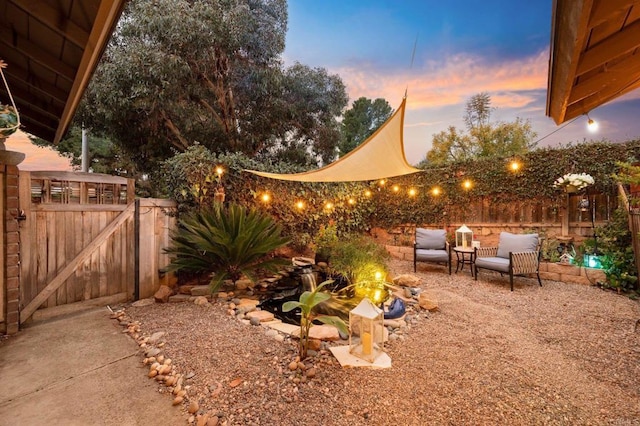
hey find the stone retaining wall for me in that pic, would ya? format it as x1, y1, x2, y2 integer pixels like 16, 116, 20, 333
384, 244, 606, 286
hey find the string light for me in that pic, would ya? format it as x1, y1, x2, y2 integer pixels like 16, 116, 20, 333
295, 200, 305, 210
215, 166, 224, 176
509, 160, 521, 172
392, 184, 400, 192
324, 201, 334, 210
348, 198, 356, 205
261, 193, 271, 203
462, 179, 473, 190
364, 190, 372, 197
431, 186, 441, 196
408, 188, 417, 197
586, 113, 598, 132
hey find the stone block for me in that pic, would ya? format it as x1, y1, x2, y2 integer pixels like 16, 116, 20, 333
190, 285, 211, 296
561, 274, 591, 286
539, 272, 561, 281
154, 285, 173, 303
538, 262, 548, 272
308, 324, 340, 341
547, 263, 581, 276
581, 268, 606, 282
246, 310, 275, 323
168, 294, 191, 303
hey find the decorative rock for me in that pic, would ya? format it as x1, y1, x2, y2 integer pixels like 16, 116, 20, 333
148, 332, 166, 345
305, 368, 317, 378
194, 296, 209, 306
154, 285, 173, 303
172, 396, 183, 405
249, 316, 261, 326
188, 400, 199, 414
245, 310, 275, 323
185, 371, 196, 379
273, 334, 285, 343
196, 414, 209, 426
148, 369, 158, 378
131, 298, 154, 307
145, 347, 162, 357
418, 293, 439, 312
288, 361, 298, 371
307, 338, 322, 351
217, 292, 228, 299
207, 416, 219, 426
168, 294, 191, 303
393, 274, 421, 287
190, 285, 211, 296
265, 329, 279, 338
179, 285, 195, 295
235, 279, 252, 290
338, 329, 349, 340
308, 324, 340, 341
384, 319, 403, 329
229, 378, 243, 387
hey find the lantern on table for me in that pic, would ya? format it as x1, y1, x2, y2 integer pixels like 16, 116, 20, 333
455, 224, 473, 249
349, 298, 384, 363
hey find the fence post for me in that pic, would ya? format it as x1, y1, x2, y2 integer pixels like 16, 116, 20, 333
134, 198, 140, 301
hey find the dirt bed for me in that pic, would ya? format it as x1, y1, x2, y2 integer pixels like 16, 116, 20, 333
125, 260, 640, 425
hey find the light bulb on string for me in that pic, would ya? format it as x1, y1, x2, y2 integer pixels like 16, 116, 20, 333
364, 189, 372, 197
261, 193, 271, 203
348, 198, 356, 205
392, 184, 400, 193
509, 160, 521, 172
462, 179, 473, 190
295, 200, 305, 210
431, 186, 441, 196
408, 188, 417, 197
586, 113, 598, 132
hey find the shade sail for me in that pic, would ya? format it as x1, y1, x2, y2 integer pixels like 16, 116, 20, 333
245, 97, 421, 182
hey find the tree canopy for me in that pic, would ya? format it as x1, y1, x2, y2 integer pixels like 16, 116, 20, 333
426, 93, 537, 165
77, 0, 348, 172
338, 97, 393, 156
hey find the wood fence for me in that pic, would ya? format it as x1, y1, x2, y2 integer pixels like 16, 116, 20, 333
17, 171, 176, 323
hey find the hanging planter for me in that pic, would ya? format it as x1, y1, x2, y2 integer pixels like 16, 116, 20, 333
0, 59, 21, 141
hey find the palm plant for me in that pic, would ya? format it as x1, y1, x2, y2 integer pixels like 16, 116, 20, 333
164, 203, 290, 292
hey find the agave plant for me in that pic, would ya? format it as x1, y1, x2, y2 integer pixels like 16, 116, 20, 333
164, 203, 290, 292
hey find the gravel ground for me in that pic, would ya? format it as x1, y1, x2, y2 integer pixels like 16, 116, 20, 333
121, 260, 640, 426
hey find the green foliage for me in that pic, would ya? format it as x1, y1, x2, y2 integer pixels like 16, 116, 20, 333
164, 203, 290, 292
594, 204, 638, 292
427, 93, 537, 164
323, 234, 390, 285
79, 0, 348, 172
282, 280, 348, 360
339, 97, 392, 155
0, 104, 19, 137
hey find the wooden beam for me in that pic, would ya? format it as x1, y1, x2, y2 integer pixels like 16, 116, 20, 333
0, 27, 77, 82
55, 0, 127, 144
20, 202, 135, 324
565, 77, 640, 120
568, 51, 640, 103
577, 19, 640, 76
2, 65, 69, 104
547, 0, 594, 124
11, 0, 90, 48
589, 0, 637, 28
30, 171, 131, 185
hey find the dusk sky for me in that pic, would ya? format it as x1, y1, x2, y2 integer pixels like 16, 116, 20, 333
283, 0, 640, 164
7, 0, 640, 170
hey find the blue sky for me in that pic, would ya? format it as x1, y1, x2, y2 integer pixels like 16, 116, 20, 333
283, 0, 640, 164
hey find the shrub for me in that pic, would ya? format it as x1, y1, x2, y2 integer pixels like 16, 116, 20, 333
164, 203, 290, 292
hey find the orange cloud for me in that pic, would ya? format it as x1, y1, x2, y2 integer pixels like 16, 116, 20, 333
3, 131, 73, 171
335, 48, 549, 111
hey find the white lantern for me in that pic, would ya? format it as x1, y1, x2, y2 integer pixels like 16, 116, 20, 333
349, 298, 384, 363
455, 224, 473, 249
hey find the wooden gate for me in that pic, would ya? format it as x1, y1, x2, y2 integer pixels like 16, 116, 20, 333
18, 171, 136, 323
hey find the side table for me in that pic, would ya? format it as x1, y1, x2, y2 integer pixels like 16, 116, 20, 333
453, 246, 475, 277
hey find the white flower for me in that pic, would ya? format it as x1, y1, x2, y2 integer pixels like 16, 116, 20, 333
553, 173, 594, 190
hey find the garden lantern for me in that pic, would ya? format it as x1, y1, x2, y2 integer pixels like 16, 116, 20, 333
349, 298, 384, 363
455, 224, 473, 249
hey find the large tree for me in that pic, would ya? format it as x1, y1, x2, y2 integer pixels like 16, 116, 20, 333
78, 0, 348, 171
426, 93, 537, 165
338, 97, 392, 155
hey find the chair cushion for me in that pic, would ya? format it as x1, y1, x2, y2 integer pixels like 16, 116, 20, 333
475, 256, 510, 273
415, 228, 446, 250
415, 249, 449, 263
496, 232, 538, 259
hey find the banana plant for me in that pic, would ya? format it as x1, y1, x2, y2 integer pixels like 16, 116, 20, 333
282, 280, 348, 360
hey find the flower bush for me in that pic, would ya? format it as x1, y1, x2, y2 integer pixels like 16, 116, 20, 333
553, 173, 595, 191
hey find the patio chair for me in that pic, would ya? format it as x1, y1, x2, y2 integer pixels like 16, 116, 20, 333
413, 228, 451, 274
474, 232, 542, 291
